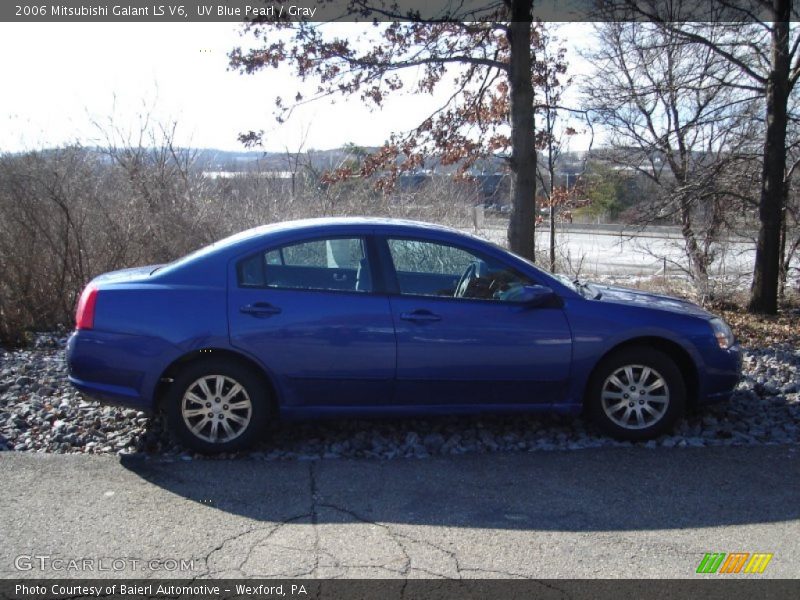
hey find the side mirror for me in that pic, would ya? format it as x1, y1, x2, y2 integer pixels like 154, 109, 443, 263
518, 285, 556, 307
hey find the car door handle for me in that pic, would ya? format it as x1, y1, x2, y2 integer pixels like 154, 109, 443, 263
240, 302, 282, 317
400, 310, 442, 323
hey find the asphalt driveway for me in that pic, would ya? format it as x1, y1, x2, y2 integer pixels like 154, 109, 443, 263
0, 445, 798, 579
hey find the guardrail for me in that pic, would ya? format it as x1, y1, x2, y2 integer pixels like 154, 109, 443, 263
481, 217, 758, 242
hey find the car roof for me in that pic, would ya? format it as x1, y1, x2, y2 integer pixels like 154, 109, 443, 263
156, 217, 489, 276
236, 216, 469, 237
211, 217, 486, 252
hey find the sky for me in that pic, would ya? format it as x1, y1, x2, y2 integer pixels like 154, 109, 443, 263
0, 22, 597, 154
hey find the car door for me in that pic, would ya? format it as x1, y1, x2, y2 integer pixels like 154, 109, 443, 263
228, 235, 396, 409
381, 236, 572, 406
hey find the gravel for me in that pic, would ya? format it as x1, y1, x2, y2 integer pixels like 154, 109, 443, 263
0, 333, 798, 460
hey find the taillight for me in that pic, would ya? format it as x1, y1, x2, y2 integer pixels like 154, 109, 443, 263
75, 285, 98, 330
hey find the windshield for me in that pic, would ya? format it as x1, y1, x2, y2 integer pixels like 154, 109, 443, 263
553, 274, 580, 293
492, 243, 583, 293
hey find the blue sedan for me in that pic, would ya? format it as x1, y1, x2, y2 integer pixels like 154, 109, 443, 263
66, 218, 742, 452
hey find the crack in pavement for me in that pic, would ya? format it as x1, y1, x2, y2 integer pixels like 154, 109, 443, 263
233, 515, 312, 577
199, 491, 465, 579
189, 524, 265, 580
317, 503, 464, 578
195, 515, 309, 578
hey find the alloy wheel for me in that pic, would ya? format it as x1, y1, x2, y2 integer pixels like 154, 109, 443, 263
180, 374, 253, 444
601, 364, 670, 430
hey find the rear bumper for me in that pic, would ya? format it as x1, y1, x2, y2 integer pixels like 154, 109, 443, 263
67, 375, 151, 410
66, 330, 177, 411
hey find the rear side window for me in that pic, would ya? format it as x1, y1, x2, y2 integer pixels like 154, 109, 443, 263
237, 237, 371, 293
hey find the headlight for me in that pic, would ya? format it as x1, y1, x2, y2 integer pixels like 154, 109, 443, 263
709, 318, 734, 349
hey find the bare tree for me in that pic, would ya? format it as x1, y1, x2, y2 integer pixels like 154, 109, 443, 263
0, 146, 133, 343
585, 21, 759, 299
535, 29, 570, 273
607, 0, 800, 312
93, 115, 214, 262
533, 28, 593, 273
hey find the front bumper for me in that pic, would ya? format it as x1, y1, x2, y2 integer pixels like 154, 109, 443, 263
698, 343, 743, 405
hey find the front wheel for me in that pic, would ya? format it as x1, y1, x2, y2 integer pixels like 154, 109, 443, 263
587, 347, 685, 441
165, 359, 269, 453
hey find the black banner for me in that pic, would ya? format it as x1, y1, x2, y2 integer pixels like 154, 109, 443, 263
1, 0, 798, 23
2, 580, 800, 600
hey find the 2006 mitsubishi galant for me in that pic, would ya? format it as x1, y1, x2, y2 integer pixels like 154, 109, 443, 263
66, 218, 742, 452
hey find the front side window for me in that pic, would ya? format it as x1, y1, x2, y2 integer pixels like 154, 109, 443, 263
386, 238, 533, 301
238, 237, 371, 293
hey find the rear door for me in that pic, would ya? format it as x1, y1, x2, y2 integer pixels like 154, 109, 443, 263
381, 236, 573, 406
228, 235, 396, 409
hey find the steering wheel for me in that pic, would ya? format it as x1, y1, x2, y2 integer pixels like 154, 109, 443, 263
454, 263, 477, 298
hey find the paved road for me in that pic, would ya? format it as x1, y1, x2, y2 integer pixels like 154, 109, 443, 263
1, 445, 798, 579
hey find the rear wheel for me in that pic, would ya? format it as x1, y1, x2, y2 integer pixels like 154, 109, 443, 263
166, 358, 269, 453
587, 347, 685, 441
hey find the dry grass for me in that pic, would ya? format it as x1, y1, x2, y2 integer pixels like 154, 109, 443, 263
713, 303, 800, 348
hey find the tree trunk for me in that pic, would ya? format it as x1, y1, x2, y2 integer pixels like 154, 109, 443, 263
548, 137, 556, 272
679, 194, 710, 299
506, 0, 537, 261
778, 205, 787, 300
748, 3, 790, 314
549, 203, 556, 272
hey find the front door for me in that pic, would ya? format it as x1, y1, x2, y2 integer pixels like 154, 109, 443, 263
382, 237, 572, 406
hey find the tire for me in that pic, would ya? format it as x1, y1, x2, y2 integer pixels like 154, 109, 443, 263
165, 358, 269, 453
586, 347, 685, 441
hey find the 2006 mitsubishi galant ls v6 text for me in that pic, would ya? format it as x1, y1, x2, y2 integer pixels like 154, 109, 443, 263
66, 218, 742, 453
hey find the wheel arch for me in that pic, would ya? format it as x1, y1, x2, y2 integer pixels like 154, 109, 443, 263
583, 336, 699, 408
154, 348, 280, 415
